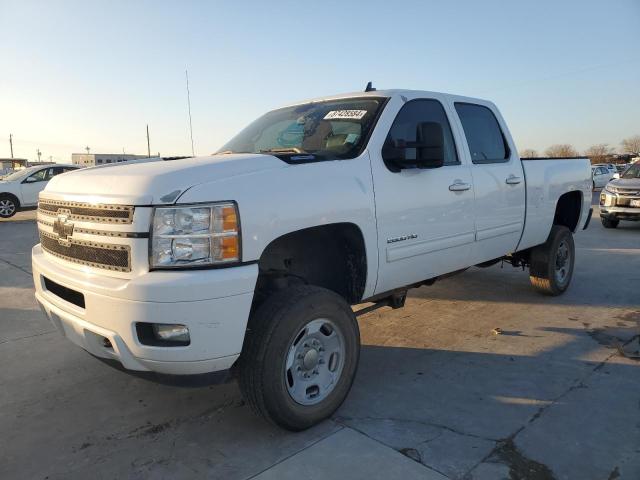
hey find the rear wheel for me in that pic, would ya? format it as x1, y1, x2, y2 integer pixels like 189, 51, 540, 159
0, 195, 18, 218
529, 225, 575, 296
601, 217, 619, 229
239, 285, 360, 431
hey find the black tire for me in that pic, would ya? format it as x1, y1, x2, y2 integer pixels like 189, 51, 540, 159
0, 194, 19, 218
238, 285, 360, 431
529, 225, 575, 296
601, 217, 619, 229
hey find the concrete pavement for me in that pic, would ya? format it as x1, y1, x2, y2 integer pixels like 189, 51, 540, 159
0, 198, 638, 479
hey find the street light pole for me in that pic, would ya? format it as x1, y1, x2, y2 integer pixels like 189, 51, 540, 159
146, 124, 151, 157
9, 134, 13, 158
186, 70, 195, 156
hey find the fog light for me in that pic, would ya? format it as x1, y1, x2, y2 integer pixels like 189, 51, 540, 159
152, 324, 190, 343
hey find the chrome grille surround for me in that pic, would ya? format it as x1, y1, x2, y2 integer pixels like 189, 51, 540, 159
38, 199, 134, 224
37, 218, 145, 238
39, 230, 132, 272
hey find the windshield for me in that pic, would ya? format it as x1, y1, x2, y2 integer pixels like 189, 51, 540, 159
1, 166, 39, 182
217, 97, 386, 162
621, 164, 640, 179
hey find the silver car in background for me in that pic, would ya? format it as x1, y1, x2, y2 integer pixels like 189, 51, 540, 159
600, 162, 640, 228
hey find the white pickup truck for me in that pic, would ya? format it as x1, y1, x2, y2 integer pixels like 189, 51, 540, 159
32, 88, 592, 430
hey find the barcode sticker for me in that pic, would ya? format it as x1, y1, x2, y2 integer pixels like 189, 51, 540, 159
323, 110, 368, 120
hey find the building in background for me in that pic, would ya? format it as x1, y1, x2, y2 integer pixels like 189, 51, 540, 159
71, 153, 150, 166
0, 158, 29, 176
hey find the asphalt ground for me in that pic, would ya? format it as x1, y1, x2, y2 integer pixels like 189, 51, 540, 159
1, 193, 638, 479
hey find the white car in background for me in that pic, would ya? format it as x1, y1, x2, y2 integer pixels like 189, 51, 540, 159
0, 164, 78, 218
592, 165, 614, 189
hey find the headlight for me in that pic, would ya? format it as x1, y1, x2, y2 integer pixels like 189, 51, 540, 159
603, 185, 617, 195
150, 203, 240, 268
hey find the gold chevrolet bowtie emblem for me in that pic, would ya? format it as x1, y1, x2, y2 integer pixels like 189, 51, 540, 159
52, 209, 74, 244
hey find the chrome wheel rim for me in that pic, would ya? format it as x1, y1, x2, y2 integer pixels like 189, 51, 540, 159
284, 318, 345, 406
0, 199, 16, 217
554, 240, 571, 285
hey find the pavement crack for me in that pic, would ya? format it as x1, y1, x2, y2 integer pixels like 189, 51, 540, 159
0, 256, 32, 276
334, 420, 453, 479
0, 330, 57, 345
335, 414, 498, 442
244, 425, 345, 480
465, 336, 637, 479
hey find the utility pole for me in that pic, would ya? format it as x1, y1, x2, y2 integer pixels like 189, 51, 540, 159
185, 69, 195, 156
146, 124, 151, 157
9, 134, 14, 158
37, 149, 42, 162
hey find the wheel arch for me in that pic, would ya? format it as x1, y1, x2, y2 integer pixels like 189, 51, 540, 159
553, 190, 582, 233
0, 191, 21, 208
253, 222, 368, 307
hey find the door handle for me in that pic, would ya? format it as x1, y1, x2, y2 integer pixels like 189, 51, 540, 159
506, 175, 522, 185
449, 181, 471, 192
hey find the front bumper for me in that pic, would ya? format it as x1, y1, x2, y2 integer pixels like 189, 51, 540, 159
33, 244, 258, 374
599, 192, 640, 221
599, 206, 640, 221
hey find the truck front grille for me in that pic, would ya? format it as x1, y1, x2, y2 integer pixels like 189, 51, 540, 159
38, 199, 134, 224
39, 231, 131, 272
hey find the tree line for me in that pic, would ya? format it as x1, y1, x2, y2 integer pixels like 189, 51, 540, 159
520, 135, 640, 164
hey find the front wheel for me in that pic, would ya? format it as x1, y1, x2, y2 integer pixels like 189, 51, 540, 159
0, 195, 18, 218
601, 217, 619, 229
529, 225, 575, 296
239, 285, 360, 431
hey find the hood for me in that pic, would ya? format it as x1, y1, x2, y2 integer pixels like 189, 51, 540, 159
42, 154, 286, 205
608, 177, 640, 190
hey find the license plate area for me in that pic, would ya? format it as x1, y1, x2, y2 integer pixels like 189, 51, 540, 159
630, 199, 640, 208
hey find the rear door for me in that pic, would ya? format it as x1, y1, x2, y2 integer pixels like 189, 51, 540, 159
370, 97, 476, 294
452, 102, 526, 264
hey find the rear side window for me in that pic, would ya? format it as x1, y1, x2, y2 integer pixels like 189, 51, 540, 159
455, 103, 510, 164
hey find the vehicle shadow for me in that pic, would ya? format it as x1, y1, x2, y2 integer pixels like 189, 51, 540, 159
407, 248, 640, 308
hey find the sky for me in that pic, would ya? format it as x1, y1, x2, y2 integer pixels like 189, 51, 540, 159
1, 0, 639, 163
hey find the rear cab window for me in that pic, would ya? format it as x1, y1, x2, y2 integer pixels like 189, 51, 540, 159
454, 103, 510, 164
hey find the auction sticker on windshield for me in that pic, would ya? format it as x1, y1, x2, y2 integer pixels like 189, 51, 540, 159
324, 110, 368, 120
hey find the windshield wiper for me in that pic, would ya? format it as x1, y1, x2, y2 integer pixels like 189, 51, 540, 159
260, 147, 307, 155
216, 150, 252, 155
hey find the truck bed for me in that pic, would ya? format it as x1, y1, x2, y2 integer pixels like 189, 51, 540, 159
517, 156, 592, 251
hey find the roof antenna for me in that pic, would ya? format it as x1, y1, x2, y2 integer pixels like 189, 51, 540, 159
364, 81, 376, 92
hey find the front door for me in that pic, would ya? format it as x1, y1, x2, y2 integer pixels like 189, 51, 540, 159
370, 97, 476, 294
20, 167, 53, 206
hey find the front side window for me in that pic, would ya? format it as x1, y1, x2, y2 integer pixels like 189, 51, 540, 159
455, 103, 509, 164
27, 168, 51, 182
218, 97, 386, 163
384, 99, 459, 169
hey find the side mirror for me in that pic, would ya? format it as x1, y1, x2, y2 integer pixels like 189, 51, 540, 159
382, 121, 445, 170
23, 177, 37, 183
